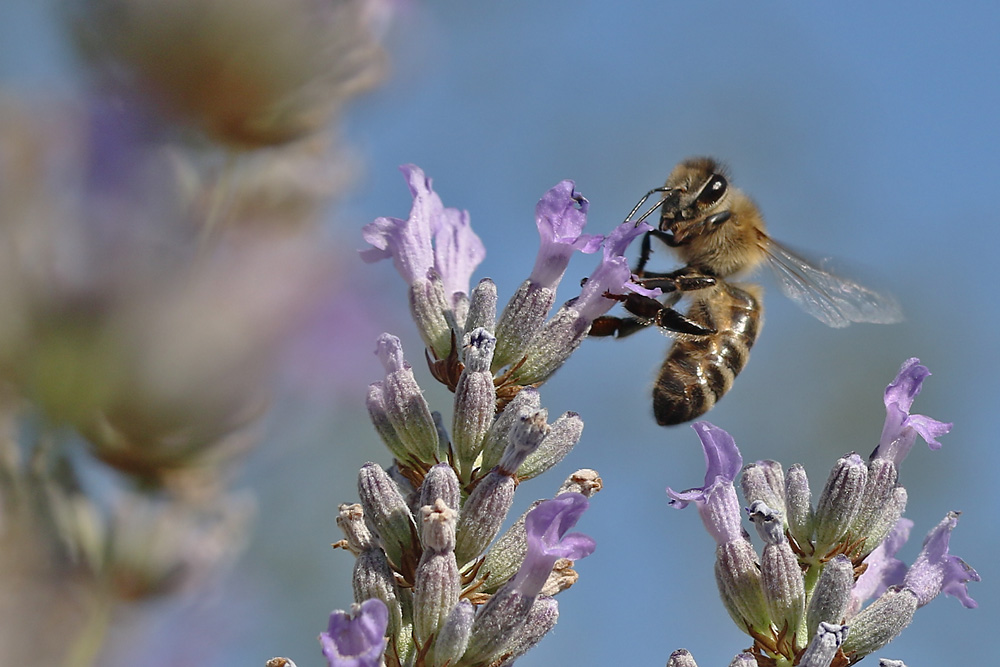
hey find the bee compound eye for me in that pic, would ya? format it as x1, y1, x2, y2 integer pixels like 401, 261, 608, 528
697, 174, 728, 206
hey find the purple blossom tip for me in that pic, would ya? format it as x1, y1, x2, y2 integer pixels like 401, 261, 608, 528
572, 219, 658, 322
666, 422, 743, 509
511, 492, 595, 597
319, 598, 388, 667
876, 358, 952, 465
666, 423, 745, 545
361, 165, 483, 298
528, 181, 603, 288
904, 512, 980, 609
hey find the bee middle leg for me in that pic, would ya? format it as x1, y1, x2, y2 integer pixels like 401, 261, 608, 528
590, 291, 714, 338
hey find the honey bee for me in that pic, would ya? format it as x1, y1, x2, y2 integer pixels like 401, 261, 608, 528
591, 157, 902, 426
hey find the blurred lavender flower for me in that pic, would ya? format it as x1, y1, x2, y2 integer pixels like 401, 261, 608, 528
666, 359, 977, 666
68, 0, 389, 147
0, 97, 336, 480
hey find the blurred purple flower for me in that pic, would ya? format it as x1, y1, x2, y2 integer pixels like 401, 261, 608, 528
510, 492, 595, 597
666, 422, 745, 545
319, 598, 388, 667
528, 181, 602, 288
361, 164, 484, 302
875, 357, 952, 465
72, 0, 389, 147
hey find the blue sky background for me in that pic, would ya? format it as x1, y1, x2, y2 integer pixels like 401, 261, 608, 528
3, 1, 997, 665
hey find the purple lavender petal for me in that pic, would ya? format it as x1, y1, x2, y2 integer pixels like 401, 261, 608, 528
319, 598, 388, 667
875, 358, 952, 465
359, 165, 440, 285
666, 422, 745, 545
510, 492, 595, 597
904, 512, 980, 609
573, 220, 658, 322
433, 205, 485, 300
528, 181, 602, 288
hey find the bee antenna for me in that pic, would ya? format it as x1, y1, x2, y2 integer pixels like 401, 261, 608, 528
626, 186, 676, 227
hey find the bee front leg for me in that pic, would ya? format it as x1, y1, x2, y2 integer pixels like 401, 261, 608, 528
636, 272, 717, 294
634, 229, 682, 276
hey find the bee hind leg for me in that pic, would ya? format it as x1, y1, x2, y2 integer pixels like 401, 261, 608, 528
588, 315, 650, 339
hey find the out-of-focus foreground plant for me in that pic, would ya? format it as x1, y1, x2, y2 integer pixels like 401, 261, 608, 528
0, 1, 391, 665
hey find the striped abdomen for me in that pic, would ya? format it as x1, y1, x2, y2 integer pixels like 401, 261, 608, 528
652, 281, 762, 426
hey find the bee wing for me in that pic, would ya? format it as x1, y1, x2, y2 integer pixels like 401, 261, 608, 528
763, 239, 903, 328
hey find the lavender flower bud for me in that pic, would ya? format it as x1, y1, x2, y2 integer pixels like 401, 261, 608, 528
494, 595, 559, 666
799, 622, 848, 667
841, 588, 917, 660
806, 555, 854, 639
337, 503, 376, 553
860, 483, 908, 557
668, 649, 699, 667
760, 535, 805, 640
432, 599, 474, 666
557, 468, 603, 497
410, 272, 454, 360
813, 453, 868, 554
785, 463, 814, 550
365, 383, 411, 464
747, 500, 785, 546
480, 387, 541, 472
357, 462, 418, 573
452, 329, 497, 481
715, 539, 771, 636
517, 411, 584, 481
493, 279, 557, 370
879, 660, 907, 667
462, 588, 534, 664
851, 457, 899, 539
454, 471, 516, 565
728, 654, 757, 667
412, 500, 460, 645
464, 278, 497, 335
499, 410, 550, 475
741, 460, 786, 521
508, 305, 589, 385
375, 334, 440, 463
353, 548, 404, 640
419, 463, 461, 512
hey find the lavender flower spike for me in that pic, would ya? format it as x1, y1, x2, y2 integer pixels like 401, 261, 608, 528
666, 422, 744, 545
319, 598, 388, 667
528, 181, 602, 288
361, 164, 484, 301
875, 358, 952, 465
510, 492, 596, 597
903, 511, 980, 608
